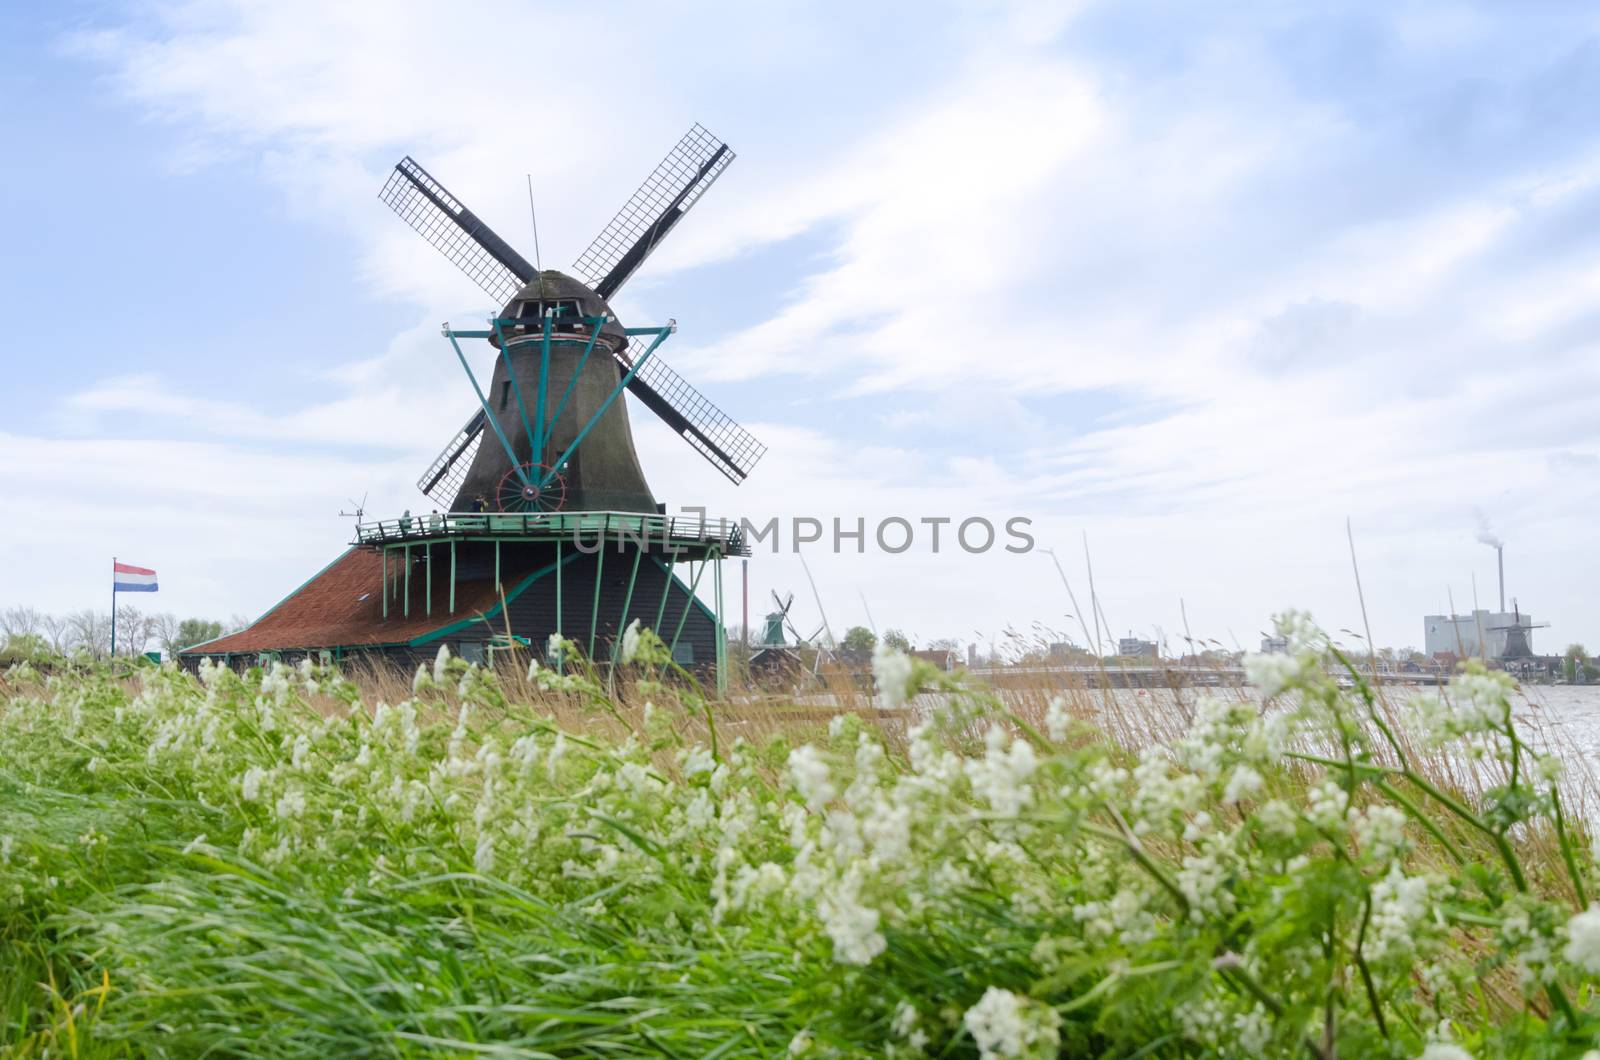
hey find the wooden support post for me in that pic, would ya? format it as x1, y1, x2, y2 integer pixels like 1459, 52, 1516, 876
381, 547, 388, 619
609, 546, 644, 681
714, 549, 726, 698
425, 541, 432, 616
450, 538, 457, 613
655, 553, 676, 634
667, 558, 709, 664
588, 531, 606, 659
403, 544, 411, 618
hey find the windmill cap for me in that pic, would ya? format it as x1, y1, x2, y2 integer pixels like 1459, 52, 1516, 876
491, 270, 628, 351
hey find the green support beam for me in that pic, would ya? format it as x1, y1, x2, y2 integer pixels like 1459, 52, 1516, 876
445, 327, 529, 487
588, 529, 606, 659
714, 548, 726, 697
543, 317, 606, 448
492, 318, 540, 467
667, 558, 710, 663
539, 325, 672, 490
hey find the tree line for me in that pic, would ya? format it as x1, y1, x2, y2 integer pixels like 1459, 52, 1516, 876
0, 606, 247, 662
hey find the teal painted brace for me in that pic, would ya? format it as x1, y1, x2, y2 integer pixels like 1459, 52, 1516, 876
445, 327, 529, 486
491, 317, 540, 472
543, 316, 607, 450
538, 324, 672, 490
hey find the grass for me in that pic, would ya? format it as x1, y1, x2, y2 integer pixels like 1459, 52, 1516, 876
1, 622, 1598, 1058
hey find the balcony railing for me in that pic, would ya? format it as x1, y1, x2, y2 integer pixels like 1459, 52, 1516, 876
353, 510, 748, 556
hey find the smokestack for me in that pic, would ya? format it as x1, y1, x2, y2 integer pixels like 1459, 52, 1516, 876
1497, 545, 1505, 613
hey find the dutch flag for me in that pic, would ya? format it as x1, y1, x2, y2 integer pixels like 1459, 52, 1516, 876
113, 561, 159, 593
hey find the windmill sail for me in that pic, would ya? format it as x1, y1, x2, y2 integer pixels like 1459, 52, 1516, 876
614, 347, 765, 484
380, 157, 535, 305
417, 410, 487, 506
572, 124, 736, 300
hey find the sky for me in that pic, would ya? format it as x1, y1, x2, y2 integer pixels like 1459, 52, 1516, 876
3, 0, 1599, 657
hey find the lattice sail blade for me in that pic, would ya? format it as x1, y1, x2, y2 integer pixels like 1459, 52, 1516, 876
380, 157, 535, 306
617, 347, 765, 484
573, 124, 736, 300
417, 410, 487, 506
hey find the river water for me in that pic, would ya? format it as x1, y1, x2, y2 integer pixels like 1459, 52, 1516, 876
1518, 684, 1600, 768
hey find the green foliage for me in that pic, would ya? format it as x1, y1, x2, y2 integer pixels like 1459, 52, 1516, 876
0, 633, 51, 667
841, 625, 877, 655
172, 617, 225, 653
0, 619, 1597, 1057
881, 628, 913, 653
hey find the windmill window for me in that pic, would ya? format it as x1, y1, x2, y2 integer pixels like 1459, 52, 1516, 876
499, 381, 511, 410
518, 299, 581, 320
672, 643, 694, 665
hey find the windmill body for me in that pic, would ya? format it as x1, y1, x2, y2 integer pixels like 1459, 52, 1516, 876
184, 126, 761, 689
447, 273, 658, 514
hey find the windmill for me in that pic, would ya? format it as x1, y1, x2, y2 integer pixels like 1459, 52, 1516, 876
181, 126, 759, 690
763, 590, 796, 646
1486, 600, 1549, 661
379, 124, 764, 513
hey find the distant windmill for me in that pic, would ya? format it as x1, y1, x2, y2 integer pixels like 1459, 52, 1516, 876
1487, 601, 1549, 661
764, 590, 796, 646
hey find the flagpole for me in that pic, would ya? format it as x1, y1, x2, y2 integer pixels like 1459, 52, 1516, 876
110, 556, 117, 660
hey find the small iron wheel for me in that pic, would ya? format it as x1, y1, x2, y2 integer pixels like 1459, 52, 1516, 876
495, 463, 567, 513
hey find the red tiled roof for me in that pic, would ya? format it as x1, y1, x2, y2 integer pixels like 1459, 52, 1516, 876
183, 548, 503, 655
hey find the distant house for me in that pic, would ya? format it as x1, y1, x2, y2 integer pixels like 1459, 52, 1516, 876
910, 648, 956, 671
1118, 638, 1158, 659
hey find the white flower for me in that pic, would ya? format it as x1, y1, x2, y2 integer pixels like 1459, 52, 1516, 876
962, 987, 1061, 1059
1306, 778, 1350, 829
1242, 652, 1302, 699
274, 786, 308, 821
1563, 905, 1600, 974
964, 725, 1037, 817
1442, 668, 1514, 733
619, 619, 641, 664
1420, 1044, 1474, 1060
818, 866, 885, 966
872, 642, 915, 709
1222, 765, 1263, 805
1273, 609, 1325, 654
787, 1030, 813, 1056
182, 833, 208, 855
1043, 696, 1071, 742
240, 766, 270, 803
681, 745, 716, 778
1355, 805, 1409, 863
432, 644, 452, 684
787, 745, 836, 812
474, 833, 496, 875
1367, 865, 1433, 961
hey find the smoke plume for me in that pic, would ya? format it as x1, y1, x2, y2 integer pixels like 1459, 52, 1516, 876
1474, 511, 1503, 550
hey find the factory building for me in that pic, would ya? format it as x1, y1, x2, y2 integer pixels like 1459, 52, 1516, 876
1423, 610, 1537, 660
